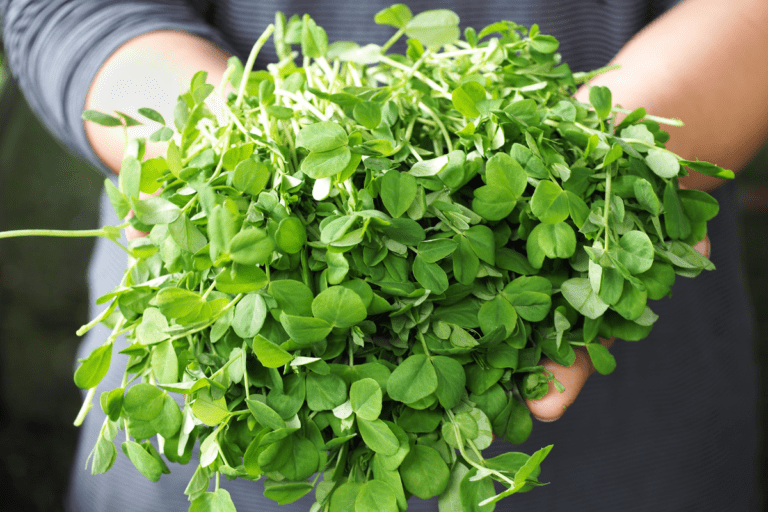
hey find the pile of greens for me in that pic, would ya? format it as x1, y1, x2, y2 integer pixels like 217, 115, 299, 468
9, 5, 732, 511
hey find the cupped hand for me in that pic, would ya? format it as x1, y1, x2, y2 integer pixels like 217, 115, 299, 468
525, 234, 710, 422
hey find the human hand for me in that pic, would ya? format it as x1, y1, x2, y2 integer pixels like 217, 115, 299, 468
525, 235, 710, 421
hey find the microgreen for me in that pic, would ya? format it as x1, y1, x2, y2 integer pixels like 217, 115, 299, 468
0, 5, 730, 511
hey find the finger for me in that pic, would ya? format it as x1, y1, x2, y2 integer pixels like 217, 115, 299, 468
525, 337, 615, 422
693, 234, 710, 258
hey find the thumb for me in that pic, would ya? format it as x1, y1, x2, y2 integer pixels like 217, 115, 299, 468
525, 336, 615, 422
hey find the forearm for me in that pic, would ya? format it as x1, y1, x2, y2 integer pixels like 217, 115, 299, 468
575, 0, 768, 191
84, 30, 231, 173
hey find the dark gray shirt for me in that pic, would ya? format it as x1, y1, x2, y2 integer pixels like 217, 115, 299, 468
1, 1, 761, 511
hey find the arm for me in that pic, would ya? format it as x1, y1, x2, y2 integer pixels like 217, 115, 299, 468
528, 0, 768, 421
0, 0, 231, 176
84, 30, 231, 173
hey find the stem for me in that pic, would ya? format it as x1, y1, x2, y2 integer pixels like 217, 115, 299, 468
379, 55, 451, 99
416, 330, 431, 358
73, 387, 96, 427
0, 228, 113, 239
381, 27, 406, 53
572, 64, 621, 84
236, 24, 275, 108
611, 106, 684, 127
603, 164, 613, 251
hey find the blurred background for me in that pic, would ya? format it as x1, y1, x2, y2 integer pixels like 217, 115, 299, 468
0, 46, 767, 512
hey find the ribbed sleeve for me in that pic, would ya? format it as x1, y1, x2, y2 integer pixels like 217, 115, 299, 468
0, 0, 233, 175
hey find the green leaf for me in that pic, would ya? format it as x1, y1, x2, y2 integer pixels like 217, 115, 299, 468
617, 231, 655, 274
245, 398, 286, 431
252, 334, 294, 367
432, 356, 465, 409
74, 343, 113, 389
353, 101, 381, 129
646, 149, 680, 179
399, 444, 450, 499
358, 417, 399, 455
526, 222, 576, 267
269, 280, 314, 317
229, 228, 274, 265
301, 14, 328, 58
464, 225, 496, 265
387, 354, 438, 404
169, 214, 207, 254
275, 217, 307, 254
192, 387, 229, 426
355, 480, 398, 512
82, 109, 122, 127
680, 159, 734, 179
589, 86, 612, 121
132, 196, 181, 225
663, 182, 691, 240
418, 238, 458, 263
189, 489, 237, 512
233, 158, 270, 196
478, 296, 518, 337
296, 121, 348, 152
232, 293, 267, 338
91, 435, 117, 475
586, 342, 617, 375
280, 313, 333, 344
306, 372, 347, 411
154, 287, 203, 319
263, 480, 314, 506
104, 179, 130, 219
530, 34, 559, 53
492, 396, 532, 444
560, 278, 610, 319
350, 378, 383, 421
312, 286, 367, 328
215, 264, 268, 294
381, 170, 417, 218
301, 146, 352, 179
452, 86, 481, 118
121, 441, 163, 482
531, 180, 569, 224
374, 4, 413, 28
412, 255, 449, 294
404, 9, 460, 48
633, 178, 661, 216
138, 107, 165, 125
453, 235, 480, 285
123, 383, 165, 421
151, 340, 178, 384
678, 189, 719, 222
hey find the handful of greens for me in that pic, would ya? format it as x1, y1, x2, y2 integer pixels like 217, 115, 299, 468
9, 5, 732, 511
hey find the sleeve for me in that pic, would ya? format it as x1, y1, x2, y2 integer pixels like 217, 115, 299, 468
0, 0, 235, 175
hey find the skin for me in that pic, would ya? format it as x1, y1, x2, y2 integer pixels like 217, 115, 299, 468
83, 0, 768, 423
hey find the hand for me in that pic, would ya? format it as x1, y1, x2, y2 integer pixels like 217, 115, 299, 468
525, 235, 710, 422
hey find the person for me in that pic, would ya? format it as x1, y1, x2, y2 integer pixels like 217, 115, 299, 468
1, 0, 766, 510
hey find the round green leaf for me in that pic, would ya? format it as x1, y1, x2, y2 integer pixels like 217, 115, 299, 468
617, 231, 655, 275
399, 444, 450, 499
350, 378, 383, 421
531, 180, 569, 224
275, 217, 307, 254
387, 354, 438, 404
232, 293, 267, 338
355, 480, 398, 512
296, 121, 348, 152
301, 146, 352, 179
229, 228, 274, 265
123, 383, 165, 421
358, 417, 399, 455
312, 286, 367, 328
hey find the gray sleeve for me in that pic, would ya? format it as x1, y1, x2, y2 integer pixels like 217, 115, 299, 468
0, 0, 234, 175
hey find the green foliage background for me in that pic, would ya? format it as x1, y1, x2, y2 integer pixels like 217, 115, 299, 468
0, 75, 766, 510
